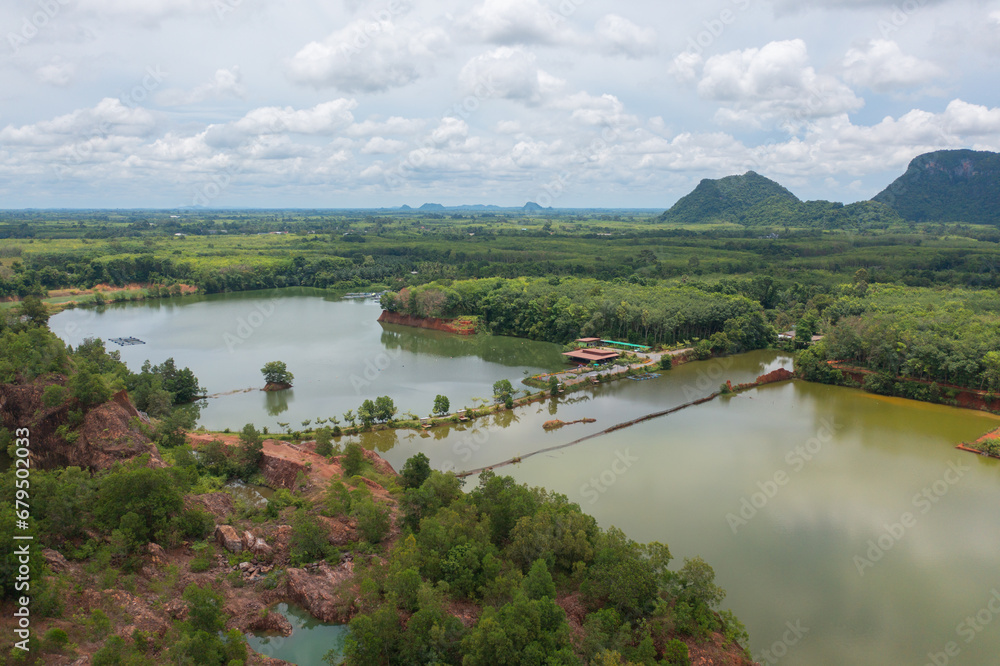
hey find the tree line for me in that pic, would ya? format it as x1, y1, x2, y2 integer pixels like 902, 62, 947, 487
381, 277, 777, 349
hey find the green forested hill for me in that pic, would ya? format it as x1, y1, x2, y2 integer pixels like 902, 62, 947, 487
659, 171, 799, 224
658, 171, 904, 229
873, 149, 1000, 225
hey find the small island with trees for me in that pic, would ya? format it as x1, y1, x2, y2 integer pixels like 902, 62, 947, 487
261, 361, 294, 391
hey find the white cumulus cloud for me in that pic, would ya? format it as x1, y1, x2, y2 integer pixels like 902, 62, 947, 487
841, 39, 945, 92
361, 137, 407, 154
287, 18, 448, 92
232, 99, 358, 135
0, 98, 157, 146
458, 47, 566, 105
460, 0, 575, 45
696, 39, 864, 128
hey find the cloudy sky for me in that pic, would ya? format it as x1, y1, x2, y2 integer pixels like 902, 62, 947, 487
1, 0, 999, 209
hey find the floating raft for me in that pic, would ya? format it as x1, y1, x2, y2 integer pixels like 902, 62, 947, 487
110, 337, 145, 346
627, 373, 659, 381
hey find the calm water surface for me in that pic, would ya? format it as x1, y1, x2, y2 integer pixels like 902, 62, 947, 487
49, 289, 566, 431
361, 353, 1000, 666
50, 293, 1000, 664
245, 602, 346, 664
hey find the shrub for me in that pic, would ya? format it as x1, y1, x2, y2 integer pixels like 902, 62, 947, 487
400, 453, 432, 489
41, 628, 69, 652
289, 509, 330, 565
977, 438, 1000, 456
323, 480, 353, 517
353, 498, 391, 544
190, 543, 215, 573
89, 608, 112, 640
315, 427, 333, 456
42, 384, 68, 408
663, 638, 691, 666
178, 509, 215, 540
342, 442, 365, 477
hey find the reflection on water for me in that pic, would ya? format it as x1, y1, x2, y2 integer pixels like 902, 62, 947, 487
224, 480, 274, 506
246, 602, 347, 665
49, 288, 566, 431
265, 390, 291, 416
379, 325, 568, 368
346, 351, 1000, 665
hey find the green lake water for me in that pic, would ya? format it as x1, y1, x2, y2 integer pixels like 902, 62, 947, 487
359, 352, 1000, 665
49, 291, 1000, 664
245, 603, 346, 664
49, 288, 566, 432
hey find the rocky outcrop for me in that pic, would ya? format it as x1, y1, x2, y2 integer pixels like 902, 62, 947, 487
244, 607, 293, 637
145, 542, 167, 566
286, 561, 356, 623
185, 492, 235, 523
317, 515, 358, 547
216, 525, 243, 554
756, 368, 795, 384
0, 380, 162, 471
41, 549, 69, 573
377, 310, 476, 335
362, 448, 397, 476
242, 530, 274, 559
259, 452, 306, 490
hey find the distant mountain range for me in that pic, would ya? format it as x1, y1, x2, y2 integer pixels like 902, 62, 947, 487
397, 202, 549, 212
659, 149, 1000, 227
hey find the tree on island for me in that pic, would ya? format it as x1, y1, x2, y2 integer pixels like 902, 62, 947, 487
261, 361, 294, 388
433, 394, 450, 416
492, 379, 514, 405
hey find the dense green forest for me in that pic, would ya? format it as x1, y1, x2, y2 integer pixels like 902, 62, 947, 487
335, 467, 745, 665
1, 203, 999, 305
796, 283, 1000, 395
380, 277, 775, 349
